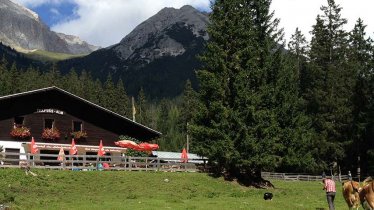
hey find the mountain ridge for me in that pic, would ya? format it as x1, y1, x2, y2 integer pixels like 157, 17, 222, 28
58, 5, 210, 98
0, 0, 98, 55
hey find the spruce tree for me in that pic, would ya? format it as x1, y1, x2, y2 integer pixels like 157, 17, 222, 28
191, 0, 315, 181
288, 28, 308, 92
101, 74, 117, 111
137, 87, 148, 125
348, 18, 374, 173
180, 80, 198, 139
115, 79, 130, 117
306, 0, 354, 167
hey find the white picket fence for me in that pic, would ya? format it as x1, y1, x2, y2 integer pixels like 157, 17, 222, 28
261, 172, 351, 182
0, 152, 206, 172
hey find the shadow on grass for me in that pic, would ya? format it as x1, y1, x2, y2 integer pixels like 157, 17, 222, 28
207, 169, 275, 189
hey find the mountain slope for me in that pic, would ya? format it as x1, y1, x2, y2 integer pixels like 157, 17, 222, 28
58, 5, 209, 98
0, 0, 98, 55
0, 42, 44, 70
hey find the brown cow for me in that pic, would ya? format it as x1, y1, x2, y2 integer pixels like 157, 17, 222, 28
359, 177, 374, 210
342, 180, 360, 209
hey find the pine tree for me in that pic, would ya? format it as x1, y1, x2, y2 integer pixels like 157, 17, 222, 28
180, 80, 198, 135
101, 74, 117, 110
115, 79, 130, 117
0, 57, 11, 95
348, 18, 374, 173
306, 0, 354, 167
43, 63, 62, 87
288, 27, 308, 91
9, 62, 20, 93
137, 87, 148, 125
191, 0, 315, 181
62, 68, 83, 96
18, 66, 41, 92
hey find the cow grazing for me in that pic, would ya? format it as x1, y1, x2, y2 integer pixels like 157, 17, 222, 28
342, 180, 360, 210
359, 177, 374, 210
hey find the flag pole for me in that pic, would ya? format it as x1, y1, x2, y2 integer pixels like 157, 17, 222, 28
132, 97, 136, 122
186, 122, 189, 154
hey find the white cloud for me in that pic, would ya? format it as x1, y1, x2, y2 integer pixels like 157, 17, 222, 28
272, 0, 374, 43
50, 0, 210, 47
50, 8, 60, 15
14, 0, 70, 7
14, 0, 374, 48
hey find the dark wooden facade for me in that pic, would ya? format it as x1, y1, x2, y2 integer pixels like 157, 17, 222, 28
0, 86, 161, 147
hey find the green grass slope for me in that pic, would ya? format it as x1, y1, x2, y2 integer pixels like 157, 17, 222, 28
0, 169, 347, 210
24, 50, 87, 62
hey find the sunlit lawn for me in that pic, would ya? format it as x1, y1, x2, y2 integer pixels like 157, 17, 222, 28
0, 168, 347, 209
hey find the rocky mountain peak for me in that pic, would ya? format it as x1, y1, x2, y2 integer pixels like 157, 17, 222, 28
0, 0, 98, 55
2, 0, 40, 22
112, 5, 209, 61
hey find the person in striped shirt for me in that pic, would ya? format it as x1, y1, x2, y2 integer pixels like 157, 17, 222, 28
322, 173, 336, 210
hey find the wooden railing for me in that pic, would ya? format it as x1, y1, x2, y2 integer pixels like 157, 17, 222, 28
0, 152, 207, 172
261, 171, 352, 182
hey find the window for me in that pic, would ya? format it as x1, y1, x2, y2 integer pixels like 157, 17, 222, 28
44, 119, 54, 129
14, 116, 24, 127
73, 121, 83, 132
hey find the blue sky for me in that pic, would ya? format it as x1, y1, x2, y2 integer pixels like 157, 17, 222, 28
13, 0, 374, 48
30, 2, 79, 26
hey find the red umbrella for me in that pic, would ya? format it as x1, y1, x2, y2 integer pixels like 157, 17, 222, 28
70, 139, 77, 155
114, 140, 140, 150
181, 148, 188, 163
97, 140, 106, 157
30, 137, 38, 154
138, 143, 159, 151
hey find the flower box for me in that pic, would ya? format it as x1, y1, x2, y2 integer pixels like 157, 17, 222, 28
42, 128, 60, 140
71, 131, 88, 140
10, 126, 31, 139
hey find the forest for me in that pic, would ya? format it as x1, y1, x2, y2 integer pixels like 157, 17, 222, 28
0, 0, 373, 180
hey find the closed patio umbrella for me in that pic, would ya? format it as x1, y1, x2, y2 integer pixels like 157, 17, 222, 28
181, 148, 188, 163
57, 147, 65, 161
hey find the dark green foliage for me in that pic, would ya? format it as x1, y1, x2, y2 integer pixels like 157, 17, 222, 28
1, 0, 374, 176
347, 18, 374, 174
118, 135, 148, 157
191, 0, 317, 181
137, 87, 148, 124
304, 0, 355, 168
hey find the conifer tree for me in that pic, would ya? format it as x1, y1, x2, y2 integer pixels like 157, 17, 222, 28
101, 74, 117, 110
0, 57, 11, 95
348, 18, 374, 173
137, 87, 148, 125
115, 79, 130, 117
306, 0, 354, 166
43, 63, 62, 87
180, 80, 198, 136
288, 28, 308, 91
191, 0, 315, 181
18, 66, 41, 92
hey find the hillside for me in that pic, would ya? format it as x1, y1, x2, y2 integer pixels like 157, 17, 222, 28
0, 169, 347, 209
0, 42, 44, 70
0, 0, 98, 55
58, 5, 209, 98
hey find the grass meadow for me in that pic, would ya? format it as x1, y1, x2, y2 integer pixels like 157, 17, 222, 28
25, 50, 86, 62
0, 168, 348, 210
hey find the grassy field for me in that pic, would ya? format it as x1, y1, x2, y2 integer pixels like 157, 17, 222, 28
0, 168, 348, 210
24, 50, 87, 62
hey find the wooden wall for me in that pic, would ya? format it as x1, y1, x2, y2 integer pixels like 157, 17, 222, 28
0, 111, 119, 147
